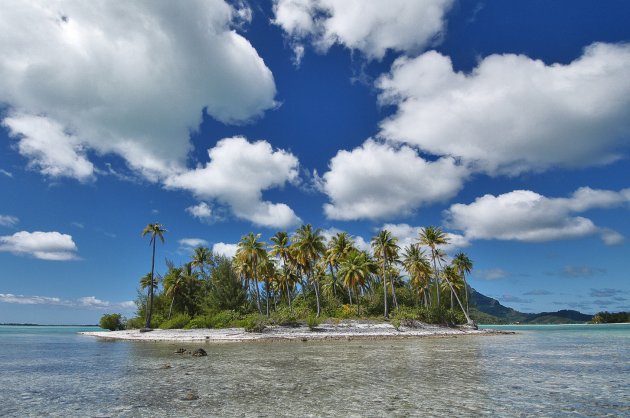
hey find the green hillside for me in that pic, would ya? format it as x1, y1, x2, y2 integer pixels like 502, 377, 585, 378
469, 289, 593, 324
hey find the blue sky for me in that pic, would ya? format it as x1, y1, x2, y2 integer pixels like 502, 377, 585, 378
1, 0, 629, 324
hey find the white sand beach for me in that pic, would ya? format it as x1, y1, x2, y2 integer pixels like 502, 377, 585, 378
80, 320, 509, 343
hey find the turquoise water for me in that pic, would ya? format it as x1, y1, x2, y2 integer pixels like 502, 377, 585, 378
0, 324, 628, 417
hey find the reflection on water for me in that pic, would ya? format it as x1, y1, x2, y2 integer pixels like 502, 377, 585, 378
0, 325, 628, 417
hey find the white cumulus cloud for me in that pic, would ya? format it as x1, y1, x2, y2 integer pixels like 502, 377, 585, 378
0, 231, 79, 260
272, 0, 453, 60
445, 187, 629, 244
378, 43, 630, 175
321, 139, 468, 220
212, 242, 238, 258
185, 202, 214, 223
0, 293, 135, 311
165, 136, 301, 228
0, 0, 277, 181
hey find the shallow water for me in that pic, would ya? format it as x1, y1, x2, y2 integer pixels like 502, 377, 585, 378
0, 324, 628, 417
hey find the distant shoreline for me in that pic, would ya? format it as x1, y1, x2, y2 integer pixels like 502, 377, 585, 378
80, 320, 512, 343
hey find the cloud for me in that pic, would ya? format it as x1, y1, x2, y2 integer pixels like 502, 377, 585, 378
0, 215, 19, 228
3, 115, 95, 182
523, 289, 552, 296
0, 169, 13, 178
178, 238, 209, 252
165, 136, 301, 228
0, 231, 78, 260
379, 223, 469, 253
0, 293, 135, 311
589, 288, 625, 298
272, 0, 454, 60
377, 43, 630, 175
498, 295, 533, 304
322, 140, 468, 220
186, 202, 214, 223
560, 265, 607, 278
212, 242, 238, 258
445, 187, 629, 244
474, 268, 510, 281
0, 0, 276, 181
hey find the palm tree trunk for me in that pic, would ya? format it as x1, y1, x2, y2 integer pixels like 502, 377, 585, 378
442, 276, 474, 325
356, 286, 360, 316
348, 287, 353, 305
451, 289, 454, 309
253, 278, 262, 314
431, 250, 440, 309
168, 296, 175, 320
382, 259, 388, 318
286, 280, 292, 312
314, 279, 321, 317
463, 277, 470, 315
265, 279, 270, 317
329, 263, 337, 297
145, 238, 156, 329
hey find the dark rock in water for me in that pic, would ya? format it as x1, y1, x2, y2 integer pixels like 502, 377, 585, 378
192, 348, 207, 357
160, 364, 172, 369
182, 392, 198, 401
139, 328, 153, 333
174, 348, 187, 354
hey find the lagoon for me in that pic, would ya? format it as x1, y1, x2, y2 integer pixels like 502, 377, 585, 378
0, 324, 628, 416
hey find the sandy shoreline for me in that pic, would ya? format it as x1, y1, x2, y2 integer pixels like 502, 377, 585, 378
80, 320, 511, 343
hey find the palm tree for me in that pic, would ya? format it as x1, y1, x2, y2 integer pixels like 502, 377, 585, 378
337, 250, 375, 315
291, 224, 326, 317
163, 264, 184, 319
440, 263, 474, 325
324, 232, 355, 297
142, 223, 166, 329
418, 226, 448, 309
258, 253, 277, 317
191, 246, 213, 279
235, 233, 266, 314
402, 244, 432, 307
453, 252, 473, 315
269, 231, 293, 311
372, 229, 400, 317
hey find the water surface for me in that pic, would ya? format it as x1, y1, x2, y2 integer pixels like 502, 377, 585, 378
0, 324, 628, 416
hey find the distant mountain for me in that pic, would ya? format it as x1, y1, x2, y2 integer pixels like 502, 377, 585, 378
469, 288, 593, 324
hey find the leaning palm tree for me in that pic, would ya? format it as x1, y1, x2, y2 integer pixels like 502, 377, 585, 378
452, 252, 473, 315
142, 223, 166, 329
440, 263, 474, 325
291, 224, 326, 317
235, 233, 266, 314
418, 226, 448, 309
372, 229, 400, 317
337, 250, 375, 316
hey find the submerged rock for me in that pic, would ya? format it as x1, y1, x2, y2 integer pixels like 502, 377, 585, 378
174, 348, 187, 354
182, 392, 199, 401
192, 348, 207, 357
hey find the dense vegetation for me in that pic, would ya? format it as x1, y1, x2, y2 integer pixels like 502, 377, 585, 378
120, 223, 477, 330
99, 313, 125, 331
591, 311, 630, 324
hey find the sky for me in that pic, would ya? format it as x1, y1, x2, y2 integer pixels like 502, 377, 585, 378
1, 0, 629, 324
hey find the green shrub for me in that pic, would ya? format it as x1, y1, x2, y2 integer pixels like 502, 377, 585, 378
99, 313, 125, 331
269, 307, 299, 327
306, 314, 320, 330
240, 314, 266, 333
444, 309, 466, 326
208, 310, 240, 328
125, 316, 144, 330
159, 313, 190, 329
185, 315, 213, 329
391, 318, 401, 331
